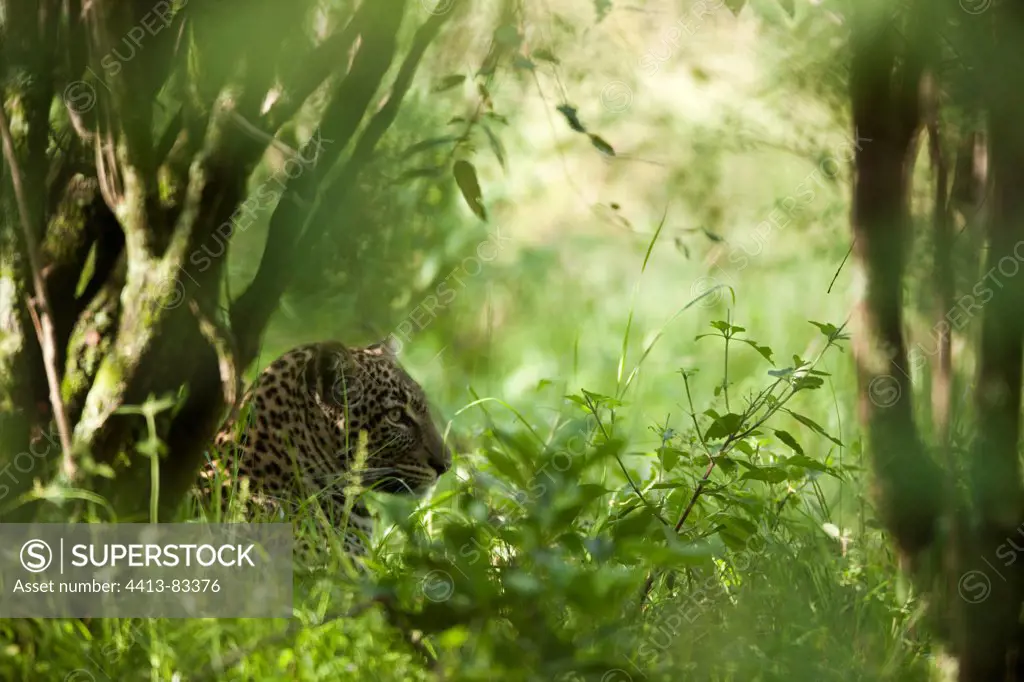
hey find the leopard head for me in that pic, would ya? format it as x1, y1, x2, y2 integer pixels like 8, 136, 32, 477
305, 339, 452, 494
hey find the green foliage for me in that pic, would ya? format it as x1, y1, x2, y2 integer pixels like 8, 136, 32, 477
0, 0, 952, 679
0, 317, 929, 681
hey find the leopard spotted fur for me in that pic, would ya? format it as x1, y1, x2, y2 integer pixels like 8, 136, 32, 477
198, 340, 451, 565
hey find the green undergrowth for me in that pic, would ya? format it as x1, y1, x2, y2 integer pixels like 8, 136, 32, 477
0, 309, 934, 681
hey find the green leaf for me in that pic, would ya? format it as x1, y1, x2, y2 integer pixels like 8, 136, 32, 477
809, 320, 839, 339
785, 455, 831, 474
722, 515, 758, 539
376, 494, 421, 531
618, 538, 716, 566
741, 339, 774, 365
557, 104, 587, 133
705, 413, 744, 440
716, 455, 738, 474
75, 242, 98, 298
777, 0, 795, 17
581, 388, 622, 407
589, 134, 615, 156
773, 429, 803, 455
400, 136, 459, 160
91, 463, 116, 479
740, 467, 788, 484
660, 447, 683, 472
720, 531, 749, 552
452, 160, 487, 221
477, 51, 499, 77
494, 24, 521, 47
576, 483, 614, 504
733, 440, 755, 457
481, 124, 507, 170
484, 448, 527, 487
437, 626, 471, 650
709, 321, 744, 335
433, 74, 466, 92
675, 237, 691, 258
701, 228, 724, 242
786, 410, 844, 447
612, 507, 657, 540
793, 375, 824, 391
477, 82, 493, 106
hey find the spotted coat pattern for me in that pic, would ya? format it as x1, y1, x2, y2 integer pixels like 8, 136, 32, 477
198, 340, 451, 565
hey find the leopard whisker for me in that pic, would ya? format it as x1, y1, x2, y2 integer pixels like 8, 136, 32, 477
351, 466, 400, 475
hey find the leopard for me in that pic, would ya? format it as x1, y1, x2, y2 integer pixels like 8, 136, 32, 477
197, 339, 452, 568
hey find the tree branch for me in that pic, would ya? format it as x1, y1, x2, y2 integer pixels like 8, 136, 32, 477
264, 12, 364, 131
0, 103, 75, 477
232, 0, 462, 369
231, 0, 410, 366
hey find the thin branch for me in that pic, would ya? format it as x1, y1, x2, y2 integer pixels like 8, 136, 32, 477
228, 111, 308, 162
295, 0, 466, 255
263, 12, 364, 131
0, 104, 75, 476
232, 0, 462, 367
827, 240, 854, 294
189, 299, 239, 410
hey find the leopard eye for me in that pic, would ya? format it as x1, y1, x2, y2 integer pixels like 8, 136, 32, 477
385, 407, 404, 424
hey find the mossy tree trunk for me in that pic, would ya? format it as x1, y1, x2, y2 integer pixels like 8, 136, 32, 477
0, 0, 462, 522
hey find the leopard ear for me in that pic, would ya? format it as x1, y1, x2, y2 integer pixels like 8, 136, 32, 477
304, 342, 356, 397
366, 336, 401, 358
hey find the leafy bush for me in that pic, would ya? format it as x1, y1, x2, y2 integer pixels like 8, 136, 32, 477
0, 316, 931, 681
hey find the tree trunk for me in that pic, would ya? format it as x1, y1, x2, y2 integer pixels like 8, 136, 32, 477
0, 0, 464, 523
849, 1, 944, 562
850, 1, 1024, 677
956, 2, 1024, 678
